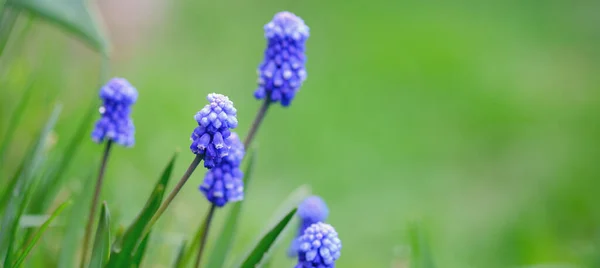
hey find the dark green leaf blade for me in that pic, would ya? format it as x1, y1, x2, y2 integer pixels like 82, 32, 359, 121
250, 184, 311, 267
205, 150, 256, 268
12, 200, 70, 267
0, 104, 62, 265
130, 234, 149, 268
106, 153, 178, 268
6, 0, 110, 55
239, 208, 297, 268
88, 202, 111, 268
172, 240, 187, 268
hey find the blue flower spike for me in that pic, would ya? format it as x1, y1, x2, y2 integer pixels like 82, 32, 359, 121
91, 77, 138, 147
190, 93, 238, 168
289, 196, 330, 257
199, 132, 245, 207
295, 222, 342, 268
255, 11, 310, 107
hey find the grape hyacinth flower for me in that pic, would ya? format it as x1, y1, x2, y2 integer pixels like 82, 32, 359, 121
91, 78, 138, 147
295, 222, 342, 268
199, 132, 245, 207
254, 11, 309, 107
190, 93, 238, 168
288, 196, 329, 257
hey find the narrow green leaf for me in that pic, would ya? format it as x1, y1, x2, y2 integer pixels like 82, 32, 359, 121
205, 151, 256, 268
6, 0, 109, 55
239, 208, 298, 268
12, 200, 70, 267
106, 153, 178, 268
88, 202, 110, 268
408, 222, 436, 268
178, 213, 207, 268
253, 184, 311, 267
0, 79, 34, 164
172, 240, 187, 268
26, 97, 96, 218
130, 234, 150, 268
0, 104, 62, 265
57, 172, 96, 268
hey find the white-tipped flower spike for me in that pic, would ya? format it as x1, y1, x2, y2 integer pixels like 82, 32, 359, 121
190, 93, 238, 168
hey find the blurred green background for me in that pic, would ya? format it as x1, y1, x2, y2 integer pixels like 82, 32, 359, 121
2, 0, 600, 267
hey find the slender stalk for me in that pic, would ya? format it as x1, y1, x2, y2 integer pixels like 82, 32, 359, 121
80, 140, 113, 268
194, 204, 216, 268
243, 98, 270, 149
141, 155, 202, 239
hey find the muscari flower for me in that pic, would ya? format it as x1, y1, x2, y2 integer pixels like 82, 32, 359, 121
190, 93, 238, 168
91, 78, 138, 147
295, 222, 342, 268
254, 11, 309, 107
288, 196, 330, 257
199, 132, 245, 207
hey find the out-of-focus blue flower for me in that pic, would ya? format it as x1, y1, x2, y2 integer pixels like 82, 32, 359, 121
190, 93, 238, 168
91, 78, 138, 147
254, 11, 309, 107
199, 133, 245, 206
288, 196, 329, 257
295, 222, 341, 268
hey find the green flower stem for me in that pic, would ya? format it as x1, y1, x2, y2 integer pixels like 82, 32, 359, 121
194, 204, 216, 268
80, 140, 113, 268
140, 155, 202, 240
244, 98, 271, 149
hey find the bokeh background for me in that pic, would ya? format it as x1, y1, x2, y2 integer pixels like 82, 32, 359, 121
2, 0, 600, 267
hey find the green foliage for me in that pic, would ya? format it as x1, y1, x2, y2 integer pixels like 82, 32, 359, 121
6, 0, 109, 55
205, 151, 256, 268
0, 75, 33, 164
0, 104, 61, 266
172, 240, 187, 268
107, 153, 178, 268
238, 207, 298, 268
12, 200, 70, 267
88, 202, 111, 268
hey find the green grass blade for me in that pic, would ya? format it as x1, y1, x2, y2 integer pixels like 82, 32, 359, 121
408, 222, 436, 268
178, 214, 206, 268
238, 208, 298, 268
88, 202, 111, 268
205, 150, 256, 268
57, 172, 96, 268
106, 153, 178, 268
0, 104, 61, 265
12, 200, 70, 267
172, 240, 187, 268
27, 98, 96, 216
0, 81, 34, 164
130, 234, 149, 268
250, 184, 311, 266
